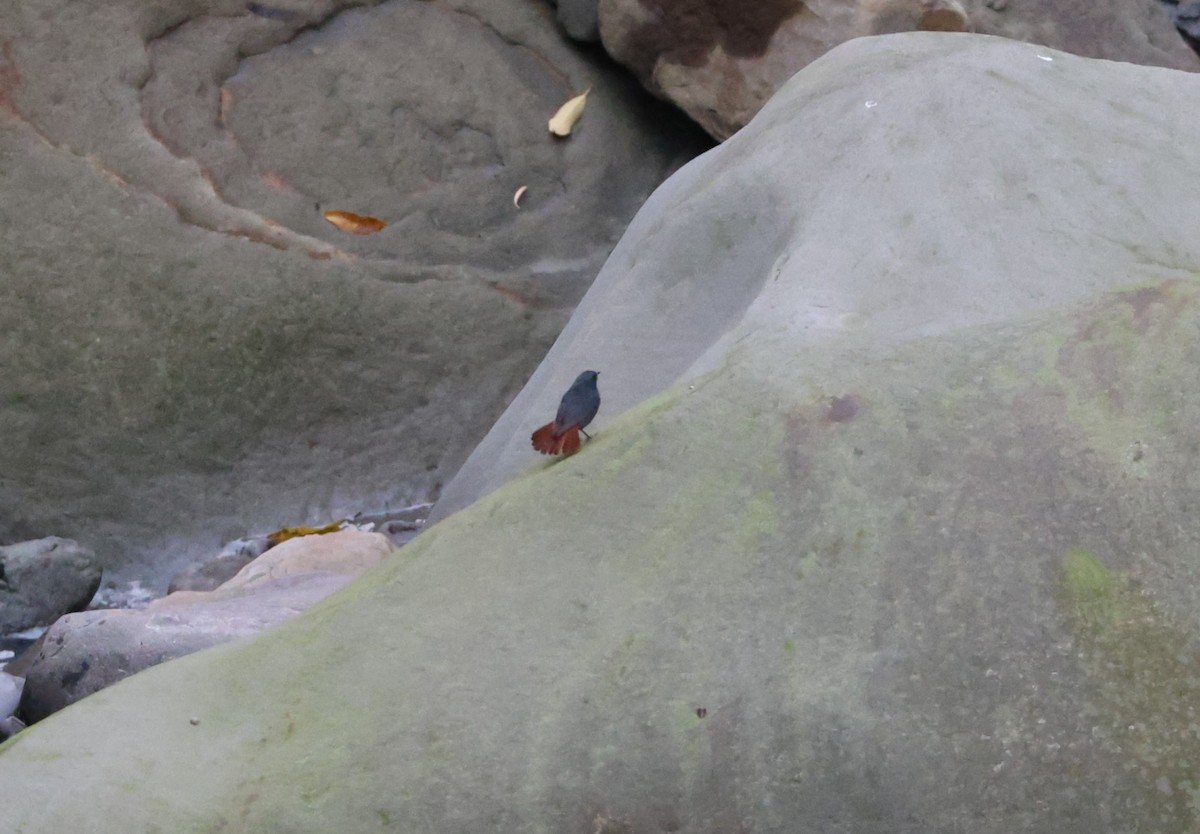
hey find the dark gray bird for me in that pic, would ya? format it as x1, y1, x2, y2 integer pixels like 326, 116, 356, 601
531, 370, 600, 456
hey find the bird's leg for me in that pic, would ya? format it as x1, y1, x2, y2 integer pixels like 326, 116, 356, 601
581, 429, 592, 441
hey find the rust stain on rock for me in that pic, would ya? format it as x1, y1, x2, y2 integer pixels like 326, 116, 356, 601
1115, 280, 1185, 336
622, 0, 807, 80
0, 41, 23, 118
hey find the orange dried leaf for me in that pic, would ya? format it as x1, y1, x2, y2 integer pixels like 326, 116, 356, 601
266, 521, 344, 548
323, 210, 387, 235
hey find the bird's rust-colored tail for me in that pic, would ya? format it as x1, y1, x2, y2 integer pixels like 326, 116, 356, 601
531, 423, 582, 456
531, 423, 558, 453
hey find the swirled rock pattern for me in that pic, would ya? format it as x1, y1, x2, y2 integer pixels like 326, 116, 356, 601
0, 0, 707, 586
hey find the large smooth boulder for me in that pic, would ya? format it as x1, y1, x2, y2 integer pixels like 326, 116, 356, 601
0, 538, 101, 634
435, 31, 1200, 517
3, 33, 1200, 832
0, 0, 706, 588
598, 0, 1199, 138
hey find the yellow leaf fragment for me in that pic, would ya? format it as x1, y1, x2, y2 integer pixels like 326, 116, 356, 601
266, 520, 345, 548
548, 88, 590, 137
323, 210, 387, 235
513, 185, 528, 208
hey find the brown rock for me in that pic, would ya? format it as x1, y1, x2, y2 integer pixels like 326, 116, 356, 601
151, 529, 391, 607
599, 0, 1197, 139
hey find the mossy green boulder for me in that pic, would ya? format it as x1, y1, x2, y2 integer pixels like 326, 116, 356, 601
6, 278, 1200, 830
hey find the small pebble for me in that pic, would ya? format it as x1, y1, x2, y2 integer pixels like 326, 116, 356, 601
189, 717, 200, 726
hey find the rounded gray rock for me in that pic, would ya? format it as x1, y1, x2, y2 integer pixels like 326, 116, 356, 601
0, 538, 101, 634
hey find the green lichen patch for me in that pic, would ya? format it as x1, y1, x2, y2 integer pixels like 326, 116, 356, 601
1058, 549, 1200, 830
1061, 548, 1116, 628
736, 491, 780, 549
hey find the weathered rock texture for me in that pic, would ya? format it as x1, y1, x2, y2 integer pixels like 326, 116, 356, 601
598, 0, 1200, 138
18, 530, 390, 722
3, 34, 1200, 833
0, 0, 706, 586
553, 0, 602, 41
0, 538, 100, 633
167, 537, 267, 594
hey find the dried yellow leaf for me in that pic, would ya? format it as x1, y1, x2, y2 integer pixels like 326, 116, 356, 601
266, 521, 344, 548
548, 88, 590, 137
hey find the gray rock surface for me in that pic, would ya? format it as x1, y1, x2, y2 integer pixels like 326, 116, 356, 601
167, 538, 268, 594
0, 0, 707, 588
18, 572, 352, 724
0, 539, 101, 634
4, 34, 1200, 832
19, 531, 390, 722
555, 0, 602, 41
597, 0, 1198, 138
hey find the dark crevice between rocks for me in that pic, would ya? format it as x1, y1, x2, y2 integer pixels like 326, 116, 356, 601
1159, 0, 1200, 58
547, 5, 717, 151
